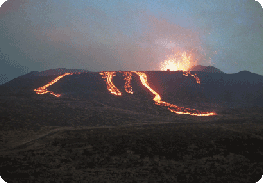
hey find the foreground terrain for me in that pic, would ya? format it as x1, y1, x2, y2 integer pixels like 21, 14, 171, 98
0, 95, 263, 182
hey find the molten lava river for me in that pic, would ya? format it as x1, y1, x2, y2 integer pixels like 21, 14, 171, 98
99, 71, 216, 116
34, 73, 73, 97
34, 71, 216, 116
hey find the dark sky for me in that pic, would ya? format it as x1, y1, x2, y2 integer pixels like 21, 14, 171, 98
0, 0, 263, 84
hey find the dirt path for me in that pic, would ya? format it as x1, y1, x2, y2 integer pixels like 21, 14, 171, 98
0, 121, 184, 154
0, 118, 223, 154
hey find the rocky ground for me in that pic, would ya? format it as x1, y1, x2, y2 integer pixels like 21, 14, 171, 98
0, 95, 263, 182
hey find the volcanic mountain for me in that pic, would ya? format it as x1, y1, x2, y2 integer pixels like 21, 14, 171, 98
1, 66, 263, 111
21, 68, 89, 77
1, 66, 263, 183
189, 65, 224, 73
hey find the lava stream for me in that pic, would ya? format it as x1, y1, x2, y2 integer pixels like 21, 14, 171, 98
100, 71, 122, 96
133, 71, 216, 116
183, 71, 200, 84
34, 73, 73, 97
123, 71, 133, 94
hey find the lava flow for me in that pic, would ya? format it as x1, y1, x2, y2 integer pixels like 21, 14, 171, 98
34, 73, 73, 97
183, 71, 200, 84
123, 71, 133, 94
133, 71, 216, 116
100, 71, 122, 96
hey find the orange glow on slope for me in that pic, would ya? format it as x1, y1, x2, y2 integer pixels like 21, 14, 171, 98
160, 51, 200, 83
133, 71, 216, 116
160, 51, 194, 71
34, 73, 73, 97
100, 71, 122, 96
123, 71, 133, 94
34, 70, 215, 116
183, 71, 200, 84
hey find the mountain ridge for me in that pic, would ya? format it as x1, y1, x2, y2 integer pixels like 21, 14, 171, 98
189, 65, 224, 73
19, 68, 90, 78
1, 67, 263, 110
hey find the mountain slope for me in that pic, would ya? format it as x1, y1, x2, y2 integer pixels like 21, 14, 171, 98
189, 65, 224, 73
1, 67, 263, 110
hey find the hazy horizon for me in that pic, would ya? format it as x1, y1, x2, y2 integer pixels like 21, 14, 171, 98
1, 0, 263, 84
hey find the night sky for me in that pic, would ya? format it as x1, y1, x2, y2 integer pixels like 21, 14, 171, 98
0, 0, 262, 84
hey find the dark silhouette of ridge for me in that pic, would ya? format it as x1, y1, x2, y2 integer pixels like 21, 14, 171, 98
189, 65, 207, 71
1, 67, 263, 109
21, 68, 89, 77
189, 65, 224, 73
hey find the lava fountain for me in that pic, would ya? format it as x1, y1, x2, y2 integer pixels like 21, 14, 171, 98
34, 72, 73, 97
158, 51, 215, 115
160, 51, 200, 83
160, 51, 193, 71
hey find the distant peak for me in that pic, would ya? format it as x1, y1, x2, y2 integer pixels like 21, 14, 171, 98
189, 65, 224, 73
24, 68, 89, 76
189, 65, 207, 71
238, 70, 251, 73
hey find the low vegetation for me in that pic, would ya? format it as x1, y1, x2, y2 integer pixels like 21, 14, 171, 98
0, 94, 263, 182
1, 123, 263, 182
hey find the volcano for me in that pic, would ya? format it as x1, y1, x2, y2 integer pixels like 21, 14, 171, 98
1, 66, 263, 183
0, 67, 261, 113
1, 66, 263, 110
189, 65, 224, 73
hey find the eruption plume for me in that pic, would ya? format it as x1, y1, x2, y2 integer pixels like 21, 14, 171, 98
160, 51, 195, 71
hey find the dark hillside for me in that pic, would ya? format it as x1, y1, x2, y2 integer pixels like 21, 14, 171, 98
189, 65, 224, 73
1, 67, 263, 110
1, 68, 263, 183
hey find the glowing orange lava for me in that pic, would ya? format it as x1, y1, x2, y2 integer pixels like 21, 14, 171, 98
34, 73, 73, 97
123, 71, 133, 94
133, 71, 216, 116
160, 51, 194, 71
34, 70, 215, 116
183, 71, 200, 84
100, 71, 122, 96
